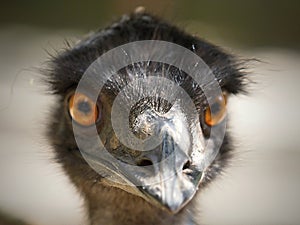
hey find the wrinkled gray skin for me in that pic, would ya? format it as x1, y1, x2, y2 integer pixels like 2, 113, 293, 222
46, 11, 245, 225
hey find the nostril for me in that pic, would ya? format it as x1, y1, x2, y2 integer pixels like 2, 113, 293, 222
182, 160, 191, 170
137, 158, 153, 167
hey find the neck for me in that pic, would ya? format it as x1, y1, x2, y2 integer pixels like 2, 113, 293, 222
83, 183, 199, 225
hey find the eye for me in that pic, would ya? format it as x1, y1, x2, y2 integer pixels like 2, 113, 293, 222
68, 92, 100, 126
204, 92, 227, 126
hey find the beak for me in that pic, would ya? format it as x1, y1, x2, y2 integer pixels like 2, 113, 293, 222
122, 131, 203, 213
139, 133, 202, 213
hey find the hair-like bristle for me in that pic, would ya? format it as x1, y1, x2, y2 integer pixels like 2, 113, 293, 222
44, 12, 246, 97
44, 11, 248, 225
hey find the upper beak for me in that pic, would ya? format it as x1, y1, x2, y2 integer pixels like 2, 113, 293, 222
123, 132, 203, 213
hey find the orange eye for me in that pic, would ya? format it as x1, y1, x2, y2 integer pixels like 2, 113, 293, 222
68, 93, 99, 126
204, 93, 227, 126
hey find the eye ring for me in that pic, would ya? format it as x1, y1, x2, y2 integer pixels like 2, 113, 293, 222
68, 92, 100, 126
204, 92, 227, 127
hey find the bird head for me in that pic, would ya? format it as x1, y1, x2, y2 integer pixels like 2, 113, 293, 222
46, 12, 245, 215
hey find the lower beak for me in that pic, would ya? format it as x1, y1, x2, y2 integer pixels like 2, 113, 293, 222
132, 133, 202, 213
139, 164, 199, 213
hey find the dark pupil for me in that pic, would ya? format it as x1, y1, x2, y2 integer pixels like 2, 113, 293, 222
210, 102, 221, 114
77, 101, 92, 114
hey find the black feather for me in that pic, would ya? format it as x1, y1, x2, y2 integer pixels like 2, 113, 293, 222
45, 11, 246, 225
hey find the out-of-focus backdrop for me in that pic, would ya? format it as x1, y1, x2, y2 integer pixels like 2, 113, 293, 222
0, 1, 300, 225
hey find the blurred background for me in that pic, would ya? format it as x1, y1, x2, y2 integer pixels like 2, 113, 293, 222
0, 0, 300, 224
